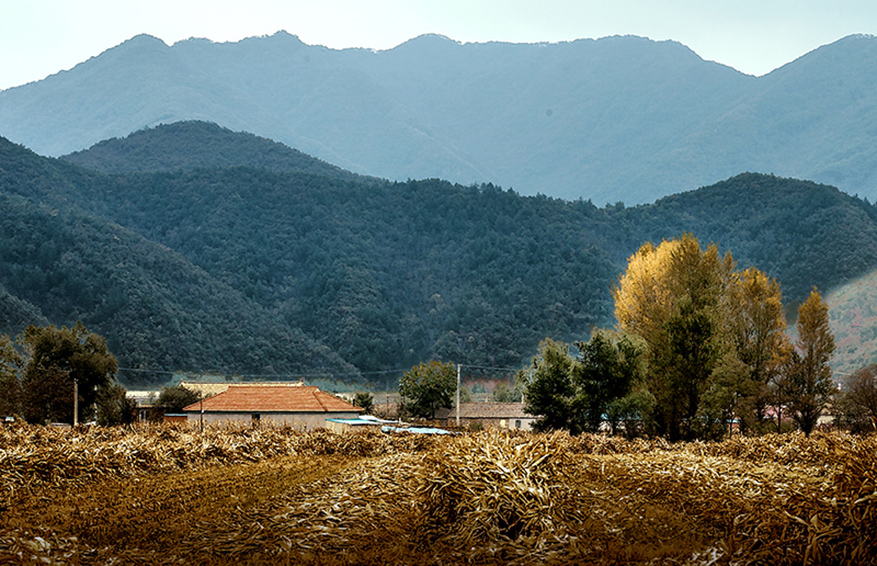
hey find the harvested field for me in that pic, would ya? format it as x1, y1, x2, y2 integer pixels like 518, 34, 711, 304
1, 424, 875, 565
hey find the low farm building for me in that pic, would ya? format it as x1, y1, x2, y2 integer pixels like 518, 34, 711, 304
183, 384, 363, 429
438, 402, 536, 431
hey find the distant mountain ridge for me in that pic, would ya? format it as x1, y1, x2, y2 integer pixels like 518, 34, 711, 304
5, 32, 877, 203
5, 125, 877, 383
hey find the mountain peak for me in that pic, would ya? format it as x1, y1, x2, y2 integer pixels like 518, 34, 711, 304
392, 33, 460, 52
269, 30, 303, 42
117, 33, 169, 51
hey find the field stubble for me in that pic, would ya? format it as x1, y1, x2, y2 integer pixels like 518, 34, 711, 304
0, 424, 875, 565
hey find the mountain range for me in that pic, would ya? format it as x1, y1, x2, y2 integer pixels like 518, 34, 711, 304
4, 32, 877, 205
2, 121, 877, 384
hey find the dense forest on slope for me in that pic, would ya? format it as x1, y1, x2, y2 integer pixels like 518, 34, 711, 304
0, 139, 357, 384
5, 33, 877, 204
0, 192, 357, 384
0, 283, 47, 336
4, 124, 877, 385
611, 173, 877, 303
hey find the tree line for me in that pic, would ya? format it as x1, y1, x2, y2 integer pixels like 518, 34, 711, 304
519, 234, 855, 440
396, 235, 876, 440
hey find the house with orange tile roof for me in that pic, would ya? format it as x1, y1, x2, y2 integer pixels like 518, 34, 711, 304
183, 384, 363, 429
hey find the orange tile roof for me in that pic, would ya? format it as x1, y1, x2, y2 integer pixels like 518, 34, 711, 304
183, 385, 363, 413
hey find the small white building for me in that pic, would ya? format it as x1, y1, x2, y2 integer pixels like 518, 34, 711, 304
325, 414, 398, 434
183, 384, 362, 429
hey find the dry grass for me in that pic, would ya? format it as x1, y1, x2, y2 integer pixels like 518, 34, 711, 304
1, 424, 875, 565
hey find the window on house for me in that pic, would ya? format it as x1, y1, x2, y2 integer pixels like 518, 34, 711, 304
515, 420, 521, 429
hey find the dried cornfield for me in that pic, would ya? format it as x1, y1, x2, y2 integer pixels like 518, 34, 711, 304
1, 424, 875, 565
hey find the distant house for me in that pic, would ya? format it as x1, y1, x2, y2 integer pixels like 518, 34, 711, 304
437, 402, 536, 431
183, 384, 363, 429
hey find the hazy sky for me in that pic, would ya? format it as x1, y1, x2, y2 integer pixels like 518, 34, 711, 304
2, 0, 877, 90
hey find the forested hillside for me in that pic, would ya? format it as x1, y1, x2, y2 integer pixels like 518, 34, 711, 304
612, 173, 877, 303
4, 125, 877, 385
0, 138, 358, 384
62, 121, 377, 184
6, 132, 618, 376
0, 283, 47, 336
5, 32, 877, 204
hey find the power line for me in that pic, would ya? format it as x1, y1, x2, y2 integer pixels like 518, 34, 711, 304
116, 366, 410, 379
460, 364, 520, 373
117, 363, 520, 379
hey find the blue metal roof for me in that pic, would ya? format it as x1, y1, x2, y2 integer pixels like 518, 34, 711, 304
326, 415, 397, 426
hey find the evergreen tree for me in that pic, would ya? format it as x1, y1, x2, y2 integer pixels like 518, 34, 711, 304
353, 391, 374, 414
572, 330, 645, 433
522, 333, 644, 434
522, 338, 576, 432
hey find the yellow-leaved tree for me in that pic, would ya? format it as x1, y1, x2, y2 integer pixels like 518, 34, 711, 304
781, 288, 836, 435
725, 267, 792, 431
613, 234, 791, 440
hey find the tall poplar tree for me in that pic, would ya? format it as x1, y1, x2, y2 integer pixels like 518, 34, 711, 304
782, 288, 836, 435
613, 234, 732, 440
725, 267, 792, 431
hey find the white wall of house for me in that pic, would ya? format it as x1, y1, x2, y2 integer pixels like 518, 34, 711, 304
186, 411, 362, 430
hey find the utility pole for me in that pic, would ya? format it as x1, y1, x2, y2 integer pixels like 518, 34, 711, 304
73, 379, 79, 426
456, 363, 461, 428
